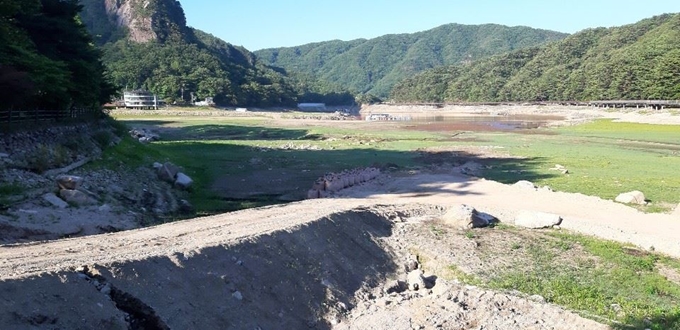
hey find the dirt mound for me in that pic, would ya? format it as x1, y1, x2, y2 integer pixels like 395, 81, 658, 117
0, 202, 606, 329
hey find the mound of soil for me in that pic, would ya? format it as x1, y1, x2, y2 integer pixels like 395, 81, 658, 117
0, 202, 607, 329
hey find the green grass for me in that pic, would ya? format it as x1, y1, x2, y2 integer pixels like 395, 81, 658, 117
484, 231, 680, 330
0, 183, 24, 206
475, 121, 680, 208
111, 116, 680, 214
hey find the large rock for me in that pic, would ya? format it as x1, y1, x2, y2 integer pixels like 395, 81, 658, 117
441, 204, 495, 229
59, 189, 97, 206
407, 270, 426, 291
513, 180, 536, 190
307, 189, 320, 199
514, 210, 562, 229
174, 172, 193, 190
42, 193, 69, 209
615, 191, 646, 205
56, 175, 83, 190
158, 162, 180, 183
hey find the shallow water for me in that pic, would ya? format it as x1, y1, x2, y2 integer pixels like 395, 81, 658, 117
403, 115, 563, 132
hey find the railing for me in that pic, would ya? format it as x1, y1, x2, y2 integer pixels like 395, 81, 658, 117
0, 108, 101, 125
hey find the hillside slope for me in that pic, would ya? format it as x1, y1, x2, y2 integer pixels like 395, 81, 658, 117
391, 14, 680, 103
255, 24, 568, 98
78, 0, 354, 106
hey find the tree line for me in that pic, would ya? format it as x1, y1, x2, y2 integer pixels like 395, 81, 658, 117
0, 0, 114, 115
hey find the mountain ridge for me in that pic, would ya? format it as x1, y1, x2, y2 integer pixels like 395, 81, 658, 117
390, 13, 680, 102
255, 23, 568, 98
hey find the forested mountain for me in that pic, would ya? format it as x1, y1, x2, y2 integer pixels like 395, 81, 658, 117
0, 0, 114, 112
255, 24, 568, 98
391, 14, 680, 103
77, 0, 354, 106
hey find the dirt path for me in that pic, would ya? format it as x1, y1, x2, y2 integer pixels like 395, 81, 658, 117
339, 172, 680, 257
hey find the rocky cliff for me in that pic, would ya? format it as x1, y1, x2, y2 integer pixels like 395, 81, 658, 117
80, 0, 191, 44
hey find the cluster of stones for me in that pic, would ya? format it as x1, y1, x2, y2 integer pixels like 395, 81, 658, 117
130, 128, 160, 143
42, 175, 98, 208
0, 122, 116, 173
307, 167, 380, 199
153, 161, 193, 190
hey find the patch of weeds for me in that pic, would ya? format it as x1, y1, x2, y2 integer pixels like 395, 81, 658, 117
430, 225, 446, 239
638, 203, 674, 214
464, 230, 476, 239
92, 130, 113, 149
447, 265, 483, 286
96, 136, 164, 168
0, 183, 23, 197
486, 231, 680, 329
491, 222, 515, 230
25, 144, 52, 173
53, 145, 72, 167
548, 239, 572, 251
510, 242, 521, 250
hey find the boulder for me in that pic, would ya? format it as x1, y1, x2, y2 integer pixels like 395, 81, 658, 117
56, 175, 83, 190
59, 189, 97, 206
307, 189, 321, 199
158, 162, 180, 183
174, 172, 193, 190
42, 193, 69, 209
441, 204, 494, 229
311, 180, 325, 191
179, 199, 194, 213
514, 210, 562, 229
404, 254, 419, 272
407, 270, 426, 291
513, 180, 536, 190
615, 191, 646, 205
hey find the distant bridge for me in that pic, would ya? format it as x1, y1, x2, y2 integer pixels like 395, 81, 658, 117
387, 100, 680, 109
586, 100, 680, 109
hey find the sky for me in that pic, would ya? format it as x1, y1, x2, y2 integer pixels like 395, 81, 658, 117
181, 0, 680, 51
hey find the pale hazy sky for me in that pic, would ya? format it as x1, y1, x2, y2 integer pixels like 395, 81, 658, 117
181, 0, 680, 51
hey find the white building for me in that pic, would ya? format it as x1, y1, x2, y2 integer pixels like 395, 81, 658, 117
123, 90, 159, 109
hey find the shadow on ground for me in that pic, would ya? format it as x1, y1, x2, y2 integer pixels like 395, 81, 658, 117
139, 120, 558, 214
0, 207, 399, 329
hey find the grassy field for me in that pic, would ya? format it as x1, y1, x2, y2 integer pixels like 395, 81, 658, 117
112, 114, 680, 214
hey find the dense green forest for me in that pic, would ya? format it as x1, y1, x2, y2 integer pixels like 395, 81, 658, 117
255, 24, 568, 98
0, 0, 113, 112
391, 14, 680, 103
77, 0, 354, 107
